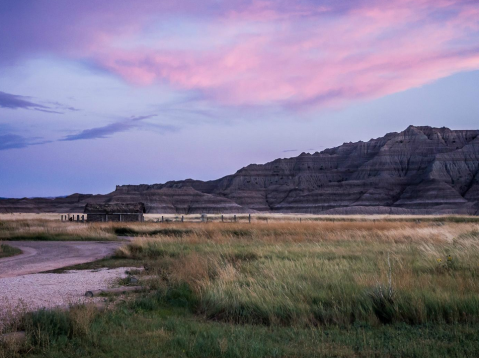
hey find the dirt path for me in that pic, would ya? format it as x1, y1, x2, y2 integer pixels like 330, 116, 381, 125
0, 241, 125, 279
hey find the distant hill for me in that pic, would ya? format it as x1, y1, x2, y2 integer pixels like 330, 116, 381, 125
1, 126, 478, 215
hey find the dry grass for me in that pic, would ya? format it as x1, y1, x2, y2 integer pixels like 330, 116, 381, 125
117, 220, 476, 244
68, 304, 98, 337
0, 213, 65, 221
0, 220, 116, 241
115, 220, 479, 326
0, 299, 27, 335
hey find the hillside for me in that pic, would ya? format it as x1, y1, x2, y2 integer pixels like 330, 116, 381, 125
1, 125, 478, 215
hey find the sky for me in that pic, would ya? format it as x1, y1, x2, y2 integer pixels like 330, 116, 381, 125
0, 0, 478, 198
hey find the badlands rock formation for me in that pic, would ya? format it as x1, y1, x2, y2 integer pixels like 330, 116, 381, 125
1, 126, 478, 215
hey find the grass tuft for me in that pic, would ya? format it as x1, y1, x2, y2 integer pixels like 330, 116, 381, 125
0, 243, 22, 258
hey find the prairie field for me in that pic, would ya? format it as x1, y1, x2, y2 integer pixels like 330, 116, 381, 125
2, 217, 479, 357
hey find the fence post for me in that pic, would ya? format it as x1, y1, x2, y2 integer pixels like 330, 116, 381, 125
82, 215, 84, 223
234, 215, 236, 222
162, 216, 164, 223
221, 215, 224, 223
181, 216, 184, 223
249, 214, 251, 223
300, 218, 301, 223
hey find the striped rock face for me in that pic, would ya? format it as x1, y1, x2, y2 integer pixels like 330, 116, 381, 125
1, 126, 478, 215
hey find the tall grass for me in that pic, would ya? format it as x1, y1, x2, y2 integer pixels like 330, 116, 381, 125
115, 221, 479, 326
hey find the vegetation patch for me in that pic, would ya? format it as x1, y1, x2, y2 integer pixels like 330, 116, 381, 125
0, 243, 22, 259
8, 302, 479, 358
46, 257, 143, 273
115, 227, 193, 237
0, 220, 116, 241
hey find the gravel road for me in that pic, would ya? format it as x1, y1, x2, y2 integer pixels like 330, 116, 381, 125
0, 241, 125, 278
0, 267, 133, 330
0, 240, 133, 323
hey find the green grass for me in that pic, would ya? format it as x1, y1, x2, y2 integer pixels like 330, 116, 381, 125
0, 243, 22, 258
7, 301, 479, 358
45, 257, 144, 273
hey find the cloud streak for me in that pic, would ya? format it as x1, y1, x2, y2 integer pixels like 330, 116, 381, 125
0, 91, 78, 114
0, 134, 51, 151
60, 114, 176, 141
0, 91, 53, 112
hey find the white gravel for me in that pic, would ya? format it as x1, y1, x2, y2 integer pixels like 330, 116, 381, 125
0, 267, 133, 318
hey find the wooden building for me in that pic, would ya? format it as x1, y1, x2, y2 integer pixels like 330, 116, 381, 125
84, 203, 145, 222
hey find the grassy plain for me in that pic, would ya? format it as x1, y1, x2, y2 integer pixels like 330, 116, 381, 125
2, 217, 479, 357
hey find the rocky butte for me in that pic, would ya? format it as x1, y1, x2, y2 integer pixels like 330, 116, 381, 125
1, 126, 479, 215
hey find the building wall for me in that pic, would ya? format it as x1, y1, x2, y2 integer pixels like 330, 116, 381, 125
86, 213, 144, 222
86, 214, 106, 222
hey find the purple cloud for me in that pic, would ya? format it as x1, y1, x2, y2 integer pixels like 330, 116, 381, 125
0, 134, 29, 150
0, 91, 79, 114
0, 134, 52, 151
0, 91, 50, 111
59, 115, 176, 141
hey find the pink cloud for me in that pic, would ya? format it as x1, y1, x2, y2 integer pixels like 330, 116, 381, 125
3, 0, 479, 110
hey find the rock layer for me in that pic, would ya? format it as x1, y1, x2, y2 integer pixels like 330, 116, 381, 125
1, 126, 478, 215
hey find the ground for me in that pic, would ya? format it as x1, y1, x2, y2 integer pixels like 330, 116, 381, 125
1, 215, 479, 357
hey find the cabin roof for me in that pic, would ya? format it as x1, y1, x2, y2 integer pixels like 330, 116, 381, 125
84, 202, 145, 214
